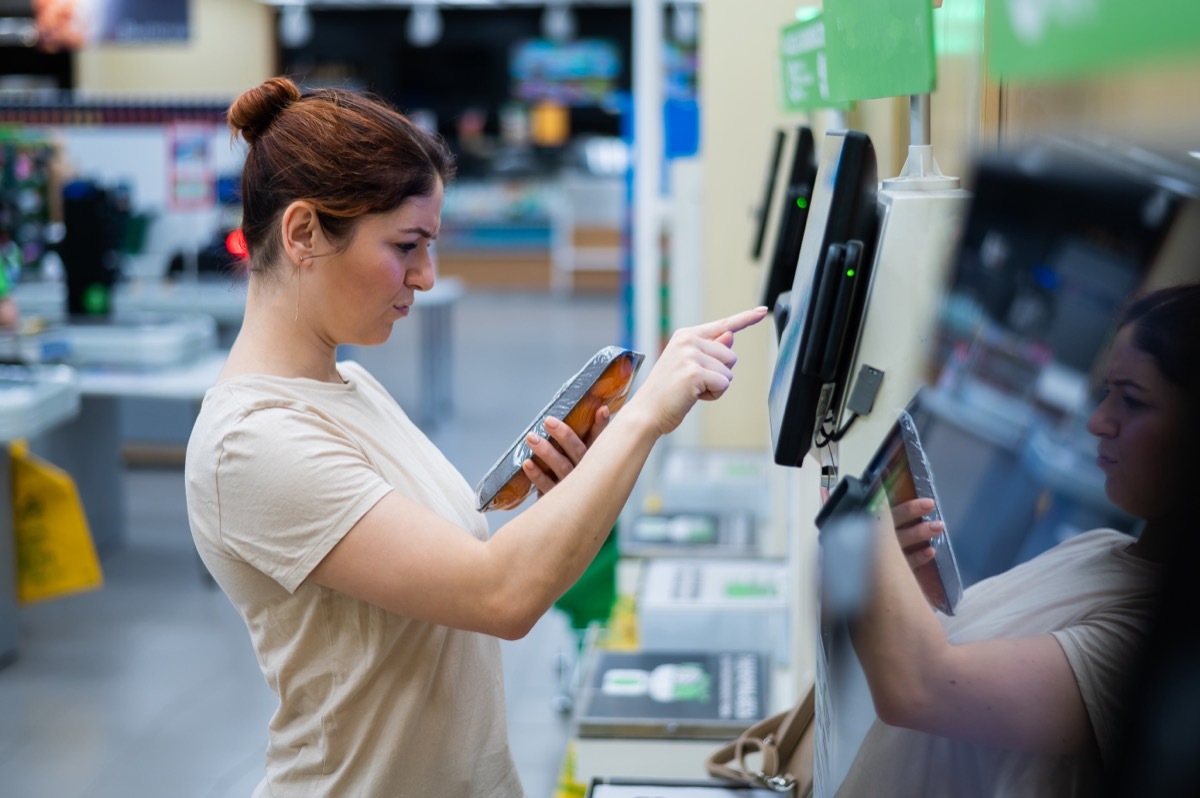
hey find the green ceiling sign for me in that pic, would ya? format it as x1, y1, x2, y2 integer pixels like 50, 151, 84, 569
779, 13, 839, 111
823, 0, 937, 102
988, 0, 1200, 80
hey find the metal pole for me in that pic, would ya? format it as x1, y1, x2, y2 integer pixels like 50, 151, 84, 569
910, 93, 931, 147
633, 0, 663, 367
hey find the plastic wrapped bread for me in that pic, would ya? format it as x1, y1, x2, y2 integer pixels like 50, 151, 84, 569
475, 346, 645, 512
863, 408, 963, 615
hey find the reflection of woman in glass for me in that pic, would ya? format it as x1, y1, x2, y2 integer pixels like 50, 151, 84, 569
839, 282, 1200, 797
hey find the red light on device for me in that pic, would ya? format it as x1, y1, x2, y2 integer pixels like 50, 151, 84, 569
225, 228, 248, 259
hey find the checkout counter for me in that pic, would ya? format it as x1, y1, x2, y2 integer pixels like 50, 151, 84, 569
0, 364, 81, 667
13, 275, 466, 429
21, 313, 221, 557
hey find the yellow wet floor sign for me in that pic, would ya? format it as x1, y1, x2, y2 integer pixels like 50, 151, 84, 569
10, 441, 103, 603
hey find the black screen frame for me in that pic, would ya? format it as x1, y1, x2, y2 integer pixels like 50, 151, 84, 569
760, 127, 817, 315
750, 128, 787, 262
768, 130, 879, 468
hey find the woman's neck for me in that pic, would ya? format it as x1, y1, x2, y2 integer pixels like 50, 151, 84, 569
224, 275, 341, 383
1128, 516, 1182, 564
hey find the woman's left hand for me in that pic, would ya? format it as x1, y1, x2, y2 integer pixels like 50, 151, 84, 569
892, 497, 944, 571
521, 407, 613, 496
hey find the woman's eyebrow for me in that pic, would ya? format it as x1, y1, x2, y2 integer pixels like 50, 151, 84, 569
400, 226, 437, 238
1111, 377, 1147, 392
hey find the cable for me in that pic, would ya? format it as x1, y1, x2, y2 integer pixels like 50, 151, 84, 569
822, 412, 860, 444
819, 434, 838, 504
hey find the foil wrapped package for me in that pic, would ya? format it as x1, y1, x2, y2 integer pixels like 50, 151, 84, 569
475, 346, 644, 512
861, 405, 963, 615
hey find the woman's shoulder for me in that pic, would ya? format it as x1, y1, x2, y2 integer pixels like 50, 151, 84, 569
1052, 528, 1134, 552
190, 374, 351, 452
1024, 529, 1150, 575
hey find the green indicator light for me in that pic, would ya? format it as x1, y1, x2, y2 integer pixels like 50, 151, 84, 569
796, 197, 808, 209
846, 269, 855, 277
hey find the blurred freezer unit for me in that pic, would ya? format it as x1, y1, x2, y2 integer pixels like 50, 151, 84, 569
622, 510, 757, 559
649, 448, 773, 557
658, 449, 771, 512
62, 313, 217, 369
574, 648, 771, 740
638, 558, 790, 667
0, 364, 81, 666
0, 327, 72, 365
0, 365, 80, 440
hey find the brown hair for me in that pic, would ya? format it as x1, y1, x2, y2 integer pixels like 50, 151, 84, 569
1118, 281, 1200, 407
227, 76, 456, 276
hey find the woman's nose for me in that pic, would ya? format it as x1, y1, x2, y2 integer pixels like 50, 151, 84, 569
407, 249, 436, 291
1086, 400, 1116, 438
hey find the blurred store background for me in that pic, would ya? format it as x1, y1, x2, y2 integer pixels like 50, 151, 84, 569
0, 1, 1198, 797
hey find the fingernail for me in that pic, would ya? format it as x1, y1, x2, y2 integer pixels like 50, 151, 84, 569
544, 416, 560, 429
930, 521, 945, 532
526, 432, 540, 445
922, 498, 936, 509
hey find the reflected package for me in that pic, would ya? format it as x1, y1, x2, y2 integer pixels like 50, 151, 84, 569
475, 346, 645, 512
862, 407, 963, 615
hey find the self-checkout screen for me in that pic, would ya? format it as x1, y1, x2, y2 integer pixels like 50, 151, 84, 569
761, 127, 817, 316
768, 130, 878, 467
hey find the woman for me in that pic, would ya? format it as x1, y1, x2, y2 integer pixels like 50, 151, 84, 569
184, 77, 766, 797
837, 281, 1200, 797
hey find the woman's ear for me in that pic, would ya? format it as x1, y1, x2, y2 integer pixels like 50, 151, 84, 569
280, 201, 322, 267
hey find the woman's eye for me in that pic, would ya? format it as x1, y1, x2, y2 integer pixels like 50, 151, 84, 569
1122, 395, 1146, 411
396, 242, 418, 254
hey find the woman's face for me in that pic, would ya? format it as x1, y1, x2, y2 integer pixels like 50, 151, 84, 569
1086, 324, 1192, 522
312, 182, 443, 347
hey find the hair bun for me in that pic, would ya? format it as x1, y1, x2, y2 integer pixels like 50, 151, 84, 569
227, 77, 302, 145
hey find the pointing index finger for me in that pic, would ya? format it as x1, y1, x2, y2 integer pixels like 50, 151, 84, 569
694, 306, 769, 339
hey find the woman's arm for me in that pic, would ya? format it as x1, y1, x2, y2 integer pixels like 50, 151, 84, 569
849, 498, 1094, 755
309, 307, 768, 639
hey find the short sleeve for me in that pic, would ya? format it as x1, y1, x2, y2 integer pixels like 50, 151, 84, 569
214, 405, 393, 592
1052, 596, 1155, 768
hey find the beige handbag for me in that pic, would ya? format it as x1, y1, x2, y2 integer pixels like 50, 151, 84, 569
704, 683, 816, 796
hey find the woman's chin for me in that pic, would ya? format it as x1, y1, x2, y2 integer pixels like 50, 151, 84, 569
354, 327, 395, 348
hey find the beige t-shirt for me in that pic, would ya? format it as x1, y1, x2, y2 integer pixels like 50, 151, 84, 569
835, 529, 1160, 798
185, 361, 525, 798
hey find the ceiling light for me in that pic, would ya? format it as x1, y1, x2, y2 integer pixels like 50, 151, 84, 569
672, 3, 697, 45
278, 4, 314, 49
407, 2, 444, 47
542, 3, 575, 43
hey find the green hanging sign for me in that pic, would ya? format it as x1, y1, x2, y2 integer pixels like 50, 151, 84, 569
822, 0, 937, 102
988, 0, 1200, 80
780, 13, 840, 112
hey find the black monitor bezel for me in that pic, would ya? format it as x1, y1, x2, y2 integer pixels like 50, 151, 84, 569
761, 127, 817, 315
768, 130, 879, 468
750, 128, 787, 262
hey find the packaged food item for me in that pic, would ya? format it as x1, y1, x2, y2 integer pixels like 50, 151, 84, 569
860, 401, 963, 615
475, 346, 645, 512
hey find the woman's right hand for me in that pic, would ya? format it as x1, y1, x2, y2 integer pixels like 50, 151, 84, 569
629, 306, 769, 437
892, 497, 943, 571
